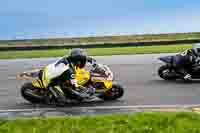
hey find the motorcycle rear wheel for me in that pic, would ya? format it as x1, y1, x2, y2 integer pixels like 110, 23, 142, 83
21, 82, 46, 104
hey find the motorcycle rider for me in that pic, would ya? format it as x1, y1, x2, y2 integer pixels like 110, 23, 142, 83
38, 48, 97, 104
173, 43, 200, 80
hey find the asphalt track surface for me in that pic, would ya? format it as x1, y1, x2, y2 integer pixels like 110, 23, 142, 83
1, 54, 200, 111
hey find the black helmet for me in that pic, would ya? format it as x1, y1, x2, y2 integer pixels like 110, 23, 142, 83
69, 48, 87, 68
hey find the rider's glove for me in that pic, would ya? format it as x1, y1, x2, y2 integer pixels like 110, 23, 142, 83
87, 57, 96, 64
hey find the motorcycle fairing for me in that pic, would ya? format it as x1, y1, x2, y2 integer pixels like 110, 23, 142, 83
31, 65, 113, 93
158, 56, 173, 64
76, 67, 113, 92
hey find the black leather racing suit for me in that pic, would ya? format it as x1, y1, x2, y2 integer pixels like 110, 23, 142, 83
173, 49, 199, 78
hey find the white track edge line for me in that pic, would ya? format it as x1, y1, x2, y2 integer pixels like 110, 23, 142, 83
1, 104, 200, 112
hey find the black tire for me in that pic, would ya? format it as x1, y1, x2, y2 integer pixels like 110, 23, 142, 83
21, 82, 44, 103
158, 65, 178, 80
99, 83, 124, 101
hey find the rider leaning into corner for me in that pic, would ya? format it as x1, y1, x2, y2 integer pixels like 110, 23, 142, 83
37, 48, 97, 104
173, 43, 200, 81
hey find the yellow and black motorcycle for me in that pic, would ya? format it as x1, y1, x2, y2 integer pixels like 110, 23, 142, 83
17, 63, 124, 105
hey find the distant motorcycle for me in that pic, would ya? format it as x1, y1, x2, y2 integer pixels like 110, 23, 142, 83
17, 63, 124, 105
158, 55, 200, 81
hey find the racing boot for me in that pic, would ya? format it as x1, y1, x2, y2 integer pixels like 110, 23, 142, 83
175, 68, 192, 81
80, 87, 96, 99
183, 73, 192, 81
78, 87, 96, 102
71, 86, 96, 101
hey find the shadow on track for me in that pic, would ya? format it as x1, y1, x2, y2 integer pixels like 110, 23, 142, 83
151, 79, 200, 84
12, 99, 126, 109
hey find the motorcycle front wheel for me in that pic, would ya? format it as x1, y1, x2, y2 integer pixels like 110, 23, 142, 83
158, 65, 178, 80
98, 83, 124, 101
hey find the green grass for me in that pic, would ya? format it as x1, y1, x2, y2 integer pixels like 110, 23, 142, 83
1, 112, 200, 133
0, 32, 199, 46
0, 44, 192, 59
